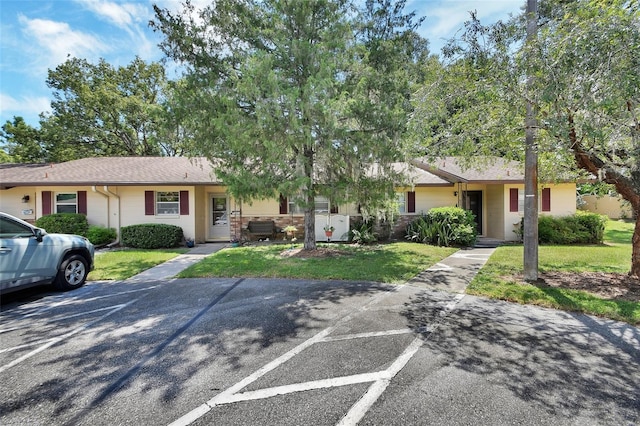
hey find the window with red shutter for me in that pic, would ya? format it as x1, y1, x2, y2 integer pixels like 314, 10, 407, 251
145, 191, 155, 215
279, 194, 288, 214
42, 191, 52, 215
509, 188, 519, 212
407, 191, 416, 213
78, 191, 87, 215
542, 188, 551, 212
179, 191, 189, 215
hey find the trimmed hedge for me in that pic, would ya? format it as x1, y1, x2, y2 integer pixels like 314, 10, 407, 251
518, 212, 608, 244
87, 225, 117, 246
120, 223, 184, 249
35, 213, 89, 236
406, 207, 477, 247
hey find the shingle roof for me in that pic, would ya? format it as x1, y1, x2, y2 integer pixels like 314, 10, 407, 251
393, 162, 452, 186
1, 156, 453, 188
1, 156, 527, 189
0, 157, 218, 188
411, 157, 525, 183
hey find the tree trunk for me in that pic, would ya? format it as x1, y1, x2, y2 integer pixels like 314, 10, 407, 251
632, 215, 640, 278
303, 206, 316, 251
571, 118, 640, 278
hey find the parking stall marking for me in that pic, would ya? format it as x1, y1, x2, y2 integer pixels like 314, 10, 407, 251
0, 298, 139, 374
18, 286, 159, 319
169, 292, 465, 426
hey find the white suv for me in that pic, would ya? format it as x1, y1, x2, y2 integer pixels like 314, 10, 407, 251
0, 212, 95, 294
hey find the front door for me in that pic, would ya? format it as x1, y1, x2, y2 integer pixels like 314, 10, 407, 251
464, 191, 483, 235
209, 195, 229, 240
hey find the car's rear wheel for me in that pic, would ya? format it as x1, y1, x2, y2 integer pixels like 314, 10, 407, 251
55, 254, 89, 291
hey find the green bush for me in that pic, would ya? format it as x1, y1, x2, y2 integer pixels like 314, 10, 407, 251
35, 213, 89, 236
349, 219, 377, 244
406, 207, 477, 247
120, 223, 184, 249
87, 226, 117, 246
519, 212, 607, 244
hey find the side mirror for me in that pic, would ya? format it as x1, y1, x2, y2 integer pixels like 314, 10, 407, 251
34, 228, 44, 242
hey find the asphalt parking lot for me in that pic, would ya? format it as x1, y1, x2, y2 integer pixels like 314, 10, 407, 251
1, 276, 639, 425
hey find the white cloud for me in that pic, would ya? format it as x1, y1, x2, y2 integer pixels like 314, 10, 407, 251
18, 14, 108, 68
71, 1, 162, 61
0, 93, 51, 118
409, 0, 523, 53
73, 0, 151, 29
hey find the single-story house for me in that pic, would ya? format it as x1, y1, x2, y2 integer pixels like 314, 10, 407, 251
0, 156, 576, 243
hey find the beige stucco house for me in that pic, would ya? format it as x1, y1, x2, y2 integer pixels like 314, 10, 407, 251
0, 156, 577, 243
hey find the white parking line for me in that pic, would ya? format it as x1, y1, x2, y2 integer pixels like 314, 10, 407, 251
338, 294, 464, 426
337, 337, 423, 426
323, 329, 413, 342
0, 304, 133, 354
169, 292, 466, 426
0, 299, 139, 374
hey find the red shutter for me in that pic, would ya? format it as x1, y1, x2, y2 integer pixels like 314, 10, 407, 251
542, 188, 551, 212
145, 191, 155, 215
78, 191, 87, 215
407, 191, 416, 213
509, 188, 519, 212
279, 194, 288, 214
42, 191, 52, 215
179, 191, 189, 215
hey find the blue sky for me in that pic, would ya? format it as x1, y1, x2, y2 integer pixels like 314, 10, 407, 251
0, 0, 523, 129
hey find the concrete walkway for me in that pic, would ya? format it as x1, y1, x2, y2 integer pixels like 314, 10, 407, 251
126, 243, 228, 282
408, 247, 496, 293
126, 241, 497, 293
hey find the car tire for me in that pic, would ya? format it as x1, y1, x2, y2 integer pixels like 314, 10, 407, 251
55, 254, 89, 291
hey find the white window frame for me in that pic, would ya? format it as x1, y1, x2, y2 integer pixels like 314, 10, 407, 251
516, 189, 547, 212
289, 196, 330, 214
517, 189, 525, 213
56, 192, 78, 214
396, 192, 406, 214
156, 191, 180, 215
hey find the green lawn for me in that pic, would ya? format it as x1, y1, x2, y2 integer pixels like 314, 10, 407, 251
88, 248, 188, 281
177, 242, 457, 284
87, 220, 639, 324
468, 219, 639, 324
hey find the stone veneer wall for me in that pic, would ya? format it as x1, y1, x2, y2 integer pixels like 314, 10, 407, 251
229, 214, 418, 241
230, 215, 306, 240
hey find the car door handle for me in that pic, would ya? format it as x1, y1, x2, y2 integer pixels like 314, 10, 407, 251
0, 247, 12, 253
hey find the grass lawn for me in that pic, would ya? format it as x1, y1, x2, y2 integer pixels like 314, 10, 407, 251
88, 248, 188, 281
177, 242, 457, 284
467, 219, 640, 324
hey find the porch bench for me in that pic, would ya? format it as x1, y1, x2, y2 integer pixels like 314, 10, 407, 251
243, 220, 277, 240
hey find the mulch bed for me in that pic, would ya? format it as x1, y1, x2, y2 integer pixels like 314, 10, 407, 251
526, 272, 640, 302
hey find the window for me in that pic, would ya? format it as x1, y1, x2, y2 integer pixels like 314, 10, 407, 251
56, 193, 77, 213
396, 191, 415, 214
518, 189, 525, 212
396, 192, 406, 213
288, 196, 330, 214
509, 188, 551, 212
156, 191, 179, 215
0, 215, 33, 238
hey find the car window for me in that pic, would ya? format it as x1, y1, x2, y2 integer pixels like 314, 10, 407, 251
0, 216, 35, 239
